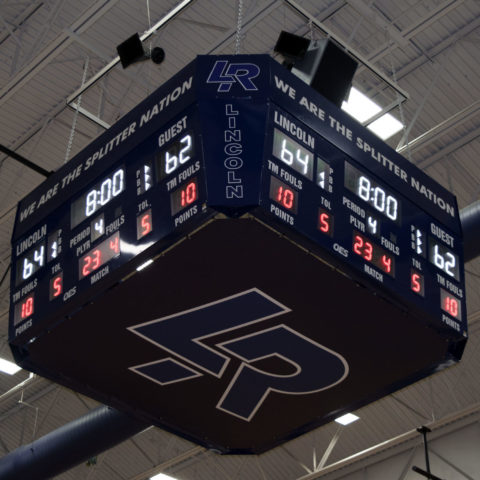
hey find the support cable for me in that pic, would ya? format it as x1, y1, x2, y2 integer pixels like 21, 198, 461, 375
64, 56, 89, 164
235, 0, 244, 54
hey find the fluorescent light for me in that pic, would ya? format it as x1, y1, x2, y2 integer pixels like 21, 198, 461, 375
150, 473, 176, 480
342, 87, 403, 140
342, 87, 381, 122
136, 259, 154, 271
367, 113, 403, 140
335, 413, 359, 426
0, 358, 22, 375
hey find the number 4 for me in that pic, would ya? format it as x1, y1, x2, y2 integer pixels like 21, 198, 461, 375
109, 235, 120, 254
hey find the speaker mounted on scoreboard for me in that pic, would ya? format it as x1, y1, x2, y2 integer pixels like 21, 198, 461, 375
274, 31, 357, 107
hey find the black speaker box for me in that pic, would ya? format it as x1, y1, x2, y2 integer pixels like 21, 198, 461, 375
291, 39, 358, 107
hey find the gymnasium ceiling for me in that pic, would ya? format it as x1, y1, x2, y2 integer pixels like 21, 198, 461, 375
0, 1, 479, 479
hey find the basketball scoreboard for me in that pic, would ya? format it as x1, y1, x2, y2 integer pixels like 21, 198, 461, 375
8, 55, 467, 453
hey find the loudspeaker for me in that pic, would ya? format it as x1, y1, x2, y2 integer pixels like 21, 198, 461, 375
274, 31, 310, 63
291, 39, 357, 107
117, 33, 146, 69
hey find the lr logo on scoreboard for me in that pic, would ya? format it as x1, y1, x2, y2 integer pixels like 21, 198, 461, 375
206, 60, 260, 92
128, 288, 348, 421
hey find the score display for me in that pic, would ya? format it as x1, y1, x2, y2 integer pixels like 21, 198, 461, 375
9, 55, 467, 454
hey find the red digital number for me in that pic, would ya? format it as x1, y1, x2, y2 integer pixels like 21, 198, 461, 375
141, 213, 152, 237
52, 276, 62, 297
364, 241, 373, 261
276, 186, 294, 210
91, 249, 101, 270
411, 273, 422, 293
109, 236, 119, 254
410, 271, 425, 296
353, 235, 363, 255
353, 235, 373, 261
181, 181, 197, 207
21, 296, 34, 319
444, 296, 459, 317
381, 255, 392, 273
82, 255, 92, 277
82, 250, 101, 277
319, 212, 330, 233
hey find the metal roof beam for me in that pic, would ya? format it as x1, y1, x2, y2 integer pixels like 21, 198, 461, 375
66, 0, 197, 106
0, 0, 120, 106
283, 0, 409, 100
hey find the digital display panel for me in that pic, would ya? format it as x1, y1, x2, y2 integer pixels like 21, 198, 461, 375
78, 232, 120, 280
136, 163, 153, 195
317, 157, 332, 192
440, 288, 461, 320
71, 168, 125, 229
429, 238, 460, 281
137, 209, 153, 239
318, 208, 333, 236
170, 178, 198, 216
269, 175, 298, 214
49, 272, 63, 300
411, 270, 425, 297
345, 161, 400, 224
156, 132, 194, 181
47, 229, 62, 262
272, 128, 314, 180
352, 231, 395, 277
15, 243, 45, 287
90, 214, 105, 243
13, 294, 34, 325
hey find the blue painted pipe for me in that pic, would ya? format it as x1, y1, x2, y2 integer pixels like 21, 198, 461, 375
460, 199, 480, 262
0, 405, 148, 480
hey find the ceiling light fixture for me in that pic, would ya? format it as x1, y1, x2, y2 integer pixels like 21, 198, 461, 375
334, 412, 359, 426
0, 358, 22, 375
150, 473, 177, 480
342, 87, 403, 140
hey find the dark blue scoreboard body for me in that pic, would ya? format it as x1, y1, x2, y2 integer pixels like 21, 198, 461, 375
9, 55, 467, 453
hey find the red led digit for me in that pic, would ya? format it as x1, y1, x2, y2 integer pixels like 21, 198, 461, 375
276, 186, 283, 203
319, 213, 330, 233
276, 186, 294, 210
109, 235, 120, 253
21, 296, 34, 319
91, 249, 101, 270
283, 188, 294, 209
363, 241, 373, 261
53, 276, 62, 297
353, 235, 363, 255
181, 181, 197, 207
186, 181, 196, 203
411, 273, 421, 293
141, 213, 152, 236
444, 296, 458, 317
82, 255, 92, 277
381, 255, 391, 273
410, 271, 424, 296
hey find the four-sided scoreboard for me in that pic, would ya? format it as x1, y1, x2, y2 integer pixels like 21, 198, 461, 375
9, 55, 467, 453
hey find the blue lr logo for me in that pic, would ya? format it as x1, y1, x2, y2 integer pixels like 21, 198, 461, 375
128, 288, 349, 421
206, 60, 260, 92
